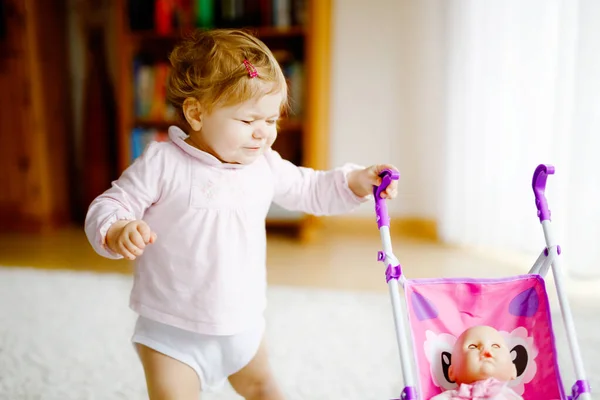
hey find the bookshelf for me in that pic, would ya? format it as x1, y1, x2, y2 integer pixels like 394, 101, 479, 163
114, 0, 331, 240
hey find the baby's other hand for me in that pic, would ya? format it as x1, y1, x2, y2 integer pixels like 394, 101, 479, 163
348, 164, 399, 199
106, 220, 157, 260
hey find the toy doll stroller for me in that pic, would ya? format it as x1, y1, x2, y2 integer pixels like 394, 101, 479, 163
373, 164, 592, 400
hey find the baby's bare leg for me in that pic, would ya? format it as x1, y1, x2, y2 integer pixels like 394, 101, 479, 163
228, 338, 284, 400
136, 343, 201, 400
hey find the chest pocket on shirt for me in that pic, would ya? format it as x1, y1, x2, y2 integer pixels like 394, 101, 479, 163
189, 166, 273, 212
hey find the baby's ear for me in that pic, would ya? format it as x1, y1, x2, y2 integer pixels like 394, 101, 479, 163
183, 98, 203, 131
448, 365, 455, 382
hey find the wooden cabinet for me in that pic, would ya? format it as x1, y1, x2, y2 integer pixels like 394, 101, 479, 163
0, 0, 71, 233
113, 0, 331, 240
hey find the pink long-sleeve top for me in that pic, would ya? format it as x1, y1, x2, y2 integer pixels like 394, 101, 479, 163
85, 126, 367, 335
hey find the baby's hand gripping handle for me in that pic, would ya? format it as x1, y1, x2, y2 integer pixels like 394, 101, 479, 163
373, 169, 400, 229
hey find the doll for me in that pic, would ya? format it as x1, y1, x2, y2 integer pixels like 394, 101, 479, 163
430, 325, 523, 400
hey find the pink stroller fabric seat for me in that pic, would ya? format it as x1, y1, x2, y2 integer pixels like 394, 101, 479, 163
405, 275, 563, 400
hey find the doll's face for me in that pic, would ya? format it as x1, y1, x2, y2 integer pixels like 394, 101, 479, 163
449, 325, 517, 384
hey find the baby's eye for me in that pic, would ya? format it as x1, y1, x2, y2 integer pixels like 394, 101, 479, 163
468, 344, 477, 349
492, 344, 500, 349
266, 119, 277, 125
240, 120, 253, 124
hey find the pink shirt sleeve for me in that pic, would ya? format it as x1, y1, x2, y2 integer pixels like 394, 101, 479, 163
84, 143, 163, 259
265, 149, 369, 215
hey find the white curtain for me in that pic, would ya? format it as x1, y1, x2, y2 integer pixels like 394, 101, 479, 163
440, 0, 600, 278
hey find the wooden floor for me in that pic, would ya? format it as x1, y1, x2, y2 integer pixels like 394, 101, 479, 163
0, 223, 530, 293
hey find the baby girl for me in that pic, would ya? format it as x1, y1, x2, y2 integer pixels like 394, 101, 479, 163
431, 325, 523, 400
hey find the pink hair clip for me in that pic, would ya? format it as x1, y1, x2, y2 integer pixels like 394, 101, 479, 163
243, 59, 258, 78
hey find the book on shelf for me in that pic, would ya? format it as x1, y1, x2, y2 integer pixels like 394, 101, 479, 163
275, 50, 304, 118
131, 128, 169, 162
134, 59, 177, 122
127, 0, 307, 33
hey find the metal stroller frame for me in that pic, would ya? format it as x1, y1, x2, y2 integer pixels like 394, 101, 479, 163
373, 164, 592, 400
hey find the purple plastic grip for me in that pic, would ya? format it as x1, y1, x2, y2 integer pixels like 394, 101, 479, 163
570, 379, 591, 400
385, 264, 402, 282
400, 386, 417, 400
374, 169, 400, 229
532, 164, 555, 223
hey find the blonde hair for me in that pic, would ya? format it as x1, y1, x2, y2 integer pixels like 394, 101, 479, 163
167, 29, 288, 123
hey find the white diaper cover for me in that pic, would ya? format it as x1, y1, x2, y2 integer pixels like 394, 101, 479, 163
131, 315, 265, 392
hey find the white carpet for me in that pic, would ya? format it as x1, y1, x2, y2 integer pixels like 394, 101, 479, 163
0, 267, 597, 400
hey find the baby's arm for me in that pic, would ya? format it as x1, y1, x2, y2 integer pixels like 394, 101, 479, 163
84, 143, 162, 259
266, 149, 397, 216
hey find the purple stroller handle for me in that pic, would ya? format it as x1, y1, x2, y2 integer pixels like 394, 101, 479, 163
532, 164, 555, 222
373, 169, 400, 229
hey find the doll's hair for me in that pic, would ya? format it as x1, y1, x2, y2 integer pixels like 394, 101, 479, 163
167, 28, 288, 123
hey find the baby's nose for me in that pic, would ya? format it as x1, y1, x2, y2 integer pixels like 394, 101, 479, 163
481, 349, 492, 358
253, 127, 266, 138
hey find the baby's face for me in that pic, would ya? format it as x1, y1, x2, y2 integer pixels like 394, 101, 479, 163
189, 89, 284, 165
449, 326, 517, 384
